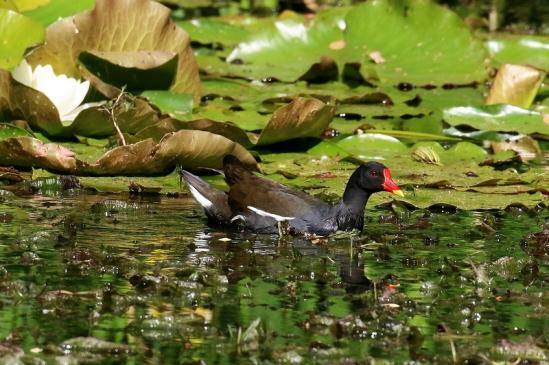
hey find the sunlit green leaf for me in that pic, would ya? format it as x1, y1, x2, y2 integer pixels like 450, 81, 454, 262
22, 0, 94, 26
344, 0, 488, 85
486, 35, 549, 71
140, 90, 193, 119
336, 133, 408, 160
0, 9, 44, 69
443, 104, 549, 135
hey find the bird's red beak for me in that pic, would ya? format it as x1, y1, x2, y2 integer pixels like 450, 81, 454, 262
382, 168, 404, 197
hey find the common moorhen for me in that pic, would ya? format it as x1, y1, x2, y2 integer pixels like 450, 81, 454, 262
180, 155, 403, 236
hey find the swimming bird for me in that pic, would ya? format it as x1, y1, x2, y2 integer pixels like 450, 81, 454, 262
180, 155, 403, 236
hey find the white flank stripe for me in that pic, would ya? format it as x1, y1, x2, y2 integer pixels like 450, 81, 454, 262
247, 206, 294, 222
188, 185, 213, 208
231, 215, 246, 222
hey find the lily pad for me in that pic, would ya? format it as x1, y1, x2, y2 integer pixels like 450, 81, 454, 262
0, 122, 33, 139
0, 130, 256, 175
0, 69, 67, 136
486, 64, 546, 108
336, 133, 408, 160
0, 136, 77, 172
140, 90, 193, 120
344, 0, 488, 85
256, 97, 335, 146
27, 0, 201, 101
0, 9, 44, 69
81, 130, 257, 175
178, 18, 250, 46
22, 0, 95, 26
224, 9, 348, 82
443, 104, 549, 135
486, 35, 549, 71
78, 50, 180, 93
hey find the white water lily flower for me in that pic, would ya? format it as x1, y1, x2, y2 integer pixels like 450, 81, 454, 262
11, 59, 91, 122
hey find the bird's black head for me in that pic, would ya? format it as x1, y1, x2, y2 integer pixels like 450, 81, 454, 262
354, 161, 403, 196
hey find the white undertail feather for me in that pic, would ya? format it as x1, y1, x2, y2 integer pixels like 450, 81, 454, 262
247, 206, 294, 222
231, 215, 246, 222
188, 185, 213, 209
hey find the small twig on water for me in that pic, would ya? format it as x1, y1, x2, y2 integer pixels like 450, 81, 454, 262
100, 87, 127, 146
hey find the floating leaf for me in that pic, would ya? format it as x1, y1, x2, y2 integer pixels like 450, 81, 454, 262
0, 136, 77, 172
443, 104, 549, 135
344, 0, 487, 85
486, 35, 549, 71
22, 0, 95, 26
336, 133, 408, 160
307, 140, 350, 157
256, 97, 335, 146
140, 90, 193, 120
491, 136, 542, 161
178, 18, 250, 46
0, 9, 44, 69
486, 64, 545, 108
411, 146, 441, 165
81, 130, 256, 175
223, 9, 347, 81
0, 130, 256, 175
27, 0, 201, 101
0, 69, 67, 136
0, 122, 33, 139
79, 50, 180, 93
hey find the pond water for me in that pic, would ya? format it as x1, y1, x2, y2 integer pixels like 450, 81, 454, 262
0, 188, 546, 364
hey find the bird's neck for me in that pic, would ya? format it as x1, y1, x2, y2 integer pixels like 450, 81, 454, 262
334, 179, 371, 231
341, 181, 371, 215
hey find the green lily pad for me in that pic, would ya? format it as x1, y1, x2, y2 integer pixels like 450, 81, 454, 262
22, 0, 95, 26
307, 140, 350, 157
444, 141, 487, 164
336, 133, 408, 160
443, 104, 549, 135
224, 9, 348, 81
344, 0, 488, 85
27, 0, 201, 101
0, 122, 33, 139
178, 18, 249, 46
140, 90, 193, 120
0, 9, 44, 69
486, 35, 549, 71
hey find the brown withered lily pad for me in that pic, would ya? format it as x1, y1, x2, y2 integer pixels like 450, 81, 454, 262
0, 130, 256, 175
27, 0, 201, 101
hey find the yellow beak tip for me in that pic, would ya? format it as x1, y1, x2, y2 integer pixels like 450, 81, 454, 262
392, 189, 405, 197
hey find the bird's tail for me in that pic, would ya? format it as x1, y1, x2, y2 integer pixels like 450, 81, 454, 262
180, 170, 232, 224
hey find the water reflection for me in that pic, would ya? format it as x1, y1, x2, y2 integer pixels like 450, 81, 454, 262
0, 192, 546, 364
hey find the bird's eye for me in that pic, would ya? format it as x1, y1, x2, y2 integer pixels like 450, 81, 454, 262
370, 170, 378, 177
